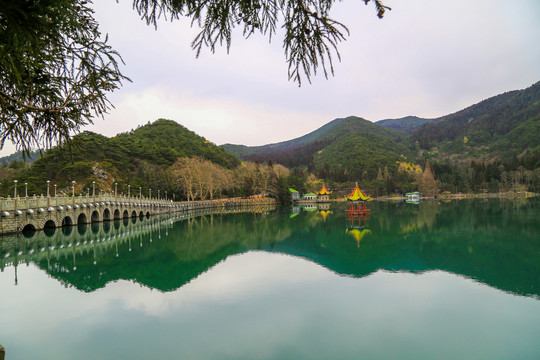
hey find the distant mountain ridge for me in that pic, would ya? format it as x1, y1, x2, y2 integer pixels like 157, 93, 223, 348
0, 149, 41, 164
376, 116, 439, 133
412, 81, 540, 159
224, 116, 412, 179
222, 116, 354, 158
222, 81, 540, 171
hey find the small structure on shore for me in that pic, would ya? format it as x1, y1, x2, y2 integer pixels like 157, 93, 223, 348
317, 183, 332, 202
302, 192, 317, 202
289, 188, 300, 201
406, 191, 421, 203
346, 182, 372, 217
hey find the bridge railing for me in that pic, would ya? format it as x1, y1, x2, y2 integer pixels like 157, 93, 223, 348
0, 194, 174, 211
0, 194, 276, 212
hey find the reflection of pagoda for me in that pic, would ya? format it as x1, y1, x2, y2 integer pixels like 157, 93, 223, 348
346, 227, 371, 247
345, 182, 372, 217
345, 184, 371, 246
317, 210, 333, 222
317, 183, 332, 202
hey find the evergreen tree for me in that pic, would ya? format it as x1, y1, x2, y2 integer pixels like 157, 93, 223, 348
419, 161, 438, 197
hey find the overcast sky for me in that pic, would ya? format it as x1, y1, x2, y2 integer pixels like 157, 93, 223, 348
2, 0, 540, 157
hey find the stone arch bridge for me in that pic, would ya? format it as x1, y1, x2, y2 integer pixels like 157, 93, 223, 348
0, 194, 275, 236
0, 203, 278, 274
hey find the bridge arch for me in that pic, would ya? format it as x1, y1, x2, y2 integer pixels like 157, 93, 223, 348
22, 224, 36, 237
131, 210, 137, 218
78, 213, 88, 224
62, 225, 73, 236
44, 219, 56, 229
43, 220, 56, 237
114, 209, 121, 220
123, 210, 129, 218
103, 208, 111, 221
62, 216, 73, 227
91, 210, 100, 223
146, 212, 150, 218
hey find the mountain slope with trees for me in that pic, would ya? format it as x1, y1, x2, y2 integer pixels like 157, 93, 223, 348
2, 119, 240, 197
223, 116, 412, 181
413, 81, 540, 160
221, 81, 540, 194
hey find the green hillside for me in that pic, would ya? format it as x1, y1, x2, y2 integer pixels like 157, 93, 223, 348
223, 116, 412, 180
222, 116, 351, 158
413, 81, 540, 160
376, 116, 439, 133
6, 119, 240, 196
220, 81, 540, 193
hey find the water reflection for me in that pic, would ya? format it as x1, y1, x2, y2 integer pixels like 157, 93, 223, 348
1, 199, 539, 298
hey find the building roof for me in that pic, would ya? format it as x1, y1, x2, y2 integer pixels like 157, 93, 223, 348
289, 188, 299, 193
318, 183, 331, 195
304, 192, 317, 196
347, 183, 372, 201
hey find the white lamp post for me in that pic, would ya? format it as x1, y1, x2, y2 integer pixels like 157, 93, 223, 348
13, 180, 18, 210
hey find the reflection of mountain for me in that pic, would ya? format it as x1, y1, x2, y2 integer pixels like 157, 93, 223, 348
2, 199, 538, 298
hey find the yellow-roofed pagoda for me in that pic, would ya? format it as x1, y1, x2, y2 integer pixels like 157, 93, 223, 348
346, 182, 372, 217
317, 183, 331, 202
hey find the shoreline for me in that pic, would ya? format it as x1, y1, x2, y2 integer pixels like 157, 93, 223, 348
376, 192, 538, 201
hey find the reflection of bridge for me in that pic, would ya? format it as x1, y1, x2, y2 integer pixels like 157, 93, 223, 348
0, 194, 275, 235
0, 204, 278, 275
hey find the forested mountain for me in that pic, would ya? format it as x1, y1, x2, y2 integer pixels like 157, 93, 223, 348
224, 116, 413, 181
222, 116, 356, 158
2, 119, 240, 196
221, 81, 540, 193
2, 82, 539, 199
413, 81, 540, 160
376, 116, 439, 133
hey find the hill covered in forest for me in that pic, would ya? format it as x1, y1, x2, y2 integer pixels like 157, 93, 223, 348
223, 116, 413, 180
412, 81, 540, 161
3, 119, 239, 196
222, 82, 540, 184
2, 82, 539, 198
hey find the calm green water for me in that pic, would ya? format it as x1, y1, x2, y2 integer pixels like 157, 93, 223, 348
0, 199, 539, 359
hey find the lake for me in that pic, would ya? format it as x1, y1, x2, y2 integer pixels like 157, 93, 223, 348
0, 199, 539, 359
